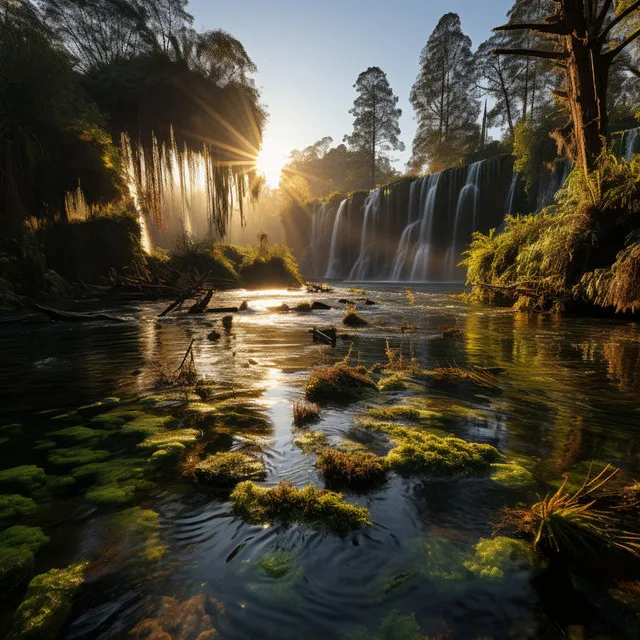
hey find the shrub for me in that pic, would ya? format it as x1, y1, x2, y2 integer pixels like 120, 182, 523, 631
230, 480, 371, 534
193, 452, 265, 486
292, 401, 320, 427
316, 449, 388, 488
306, 363, 377, 404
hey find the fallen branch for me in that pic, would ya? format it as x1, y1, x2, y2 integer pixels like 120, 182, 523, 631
30, 302, 125, 323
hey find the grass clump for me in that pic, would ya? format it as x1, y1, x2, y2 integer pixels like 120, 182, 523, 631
257, 550, 294, 579
0, 495, 38, 521
193, 452, 265, 487
230, 480, 371, 534
343, 305, 368, 327
9, 562, 87, 639
306, 363, 377, 405
378, 373, 408, 391
345, 610, 428, 640
292, 401, 320, 427
464, 537, 536, 581
316, 449, 388, 488
501, 465, 640, 558
0, 466, 47, 496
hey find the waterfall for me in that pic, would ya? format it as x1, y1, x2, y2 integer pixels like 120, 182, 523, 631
348, 189, 383, 280
408, 173, 441, 281
625, 128, 639, 161
447, 161, 482, 279
506, 173, 518, 215
302, 202, 338, 278
324, 199, 348, 279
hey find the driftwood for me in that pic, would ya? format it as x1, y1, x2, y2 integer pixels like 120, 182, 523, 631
30, 302, 125, 323
206, 306, 239, 314
309, 326, 337, 347
189, 290, 214, 314
159, 272, 209, 317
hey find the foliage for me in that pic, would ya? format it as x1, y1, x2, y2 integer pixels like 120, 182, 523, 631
501, 465, 640, 558
9, 562, 88, 639
316, 449, 388, 488
464, 537, 536, 580
409, 13, 480, 172
237, 241, 304, 289
230, 480, 372, 534
292, 401, 321, 427
306, 363, 378, 404
193, 452, 265, 486
344, 67, 404, 188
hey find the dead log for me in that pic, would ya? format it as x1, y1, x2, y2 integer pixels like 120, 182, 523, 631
309, 326, 337, 346
30, 302, 125, 323
189, 289, 214, 314
206, 306, 239, 313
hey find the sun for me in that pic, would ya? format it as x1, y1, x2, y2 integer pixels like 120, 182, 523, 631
255, 136, 287, 189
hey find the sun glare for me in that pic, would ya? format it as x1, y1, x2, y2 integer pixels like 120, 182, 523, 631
255, 136, 287, 189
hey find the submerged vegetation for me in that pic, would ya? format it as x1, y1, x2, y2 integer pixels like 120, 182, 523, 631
230, 480, 372, 533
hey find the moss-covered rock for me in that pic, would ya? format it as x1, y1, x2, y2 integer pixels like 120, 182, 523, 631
120, 414, 175, 437
193, 452, 265, 486
85, 484, 136, 505
77, 397, 120, 413
464, 537, 536, 581
89, 409, 145, 430
306, 363, 377, 405
316, 449, 388, 488
490, 463, 536, 488
34, 440, 56, 451
137, 429, 199, 452
0, 494, 38, 521
377, 374, 408, 392
10, 562, 87, 639
0, 465, 47, 495
0, 424, 22, 436
0, 525, 49, 553
231, 480, 371, 534
110, 507, 167, 562
49, 425, 108, 444
343, 308, 368, 327
48, 447, 111, 467
71, 459, 144, 487
0, 525, 50, 594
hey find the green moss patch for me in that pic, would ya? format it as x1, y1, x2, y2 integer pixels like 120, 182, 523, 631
257, 550, 295, 579
89, 409, 145, 430
0, 424, 21, 436
48, 447, 111, 467
49, 426, 108, 444
0, 495, 38, 521
137, 429, 199, 452
231, 480, 371, 534
0, 525, 49, 554
10, 562, 87, 639
120, 414, 175, 437
377, 373, 408, 392
193, 452, 265, 486
464, 537, 536, 581
345, 610, 428, 640
306, 363, 377, 405
316, 449, 388, 488
490, 463, 536, 488
292, 429, 329, 455
85, 484, 136, 505
109, 507, 167, 562
0, 525, 50, 593
0, 466, 47, 495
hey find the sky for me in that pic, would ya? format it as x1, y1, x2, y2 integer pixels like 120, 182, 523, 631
190, 0, 514, 171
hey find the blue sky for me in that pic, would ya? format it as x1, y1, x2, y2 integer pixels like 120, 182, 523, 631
190, 0, 514, 169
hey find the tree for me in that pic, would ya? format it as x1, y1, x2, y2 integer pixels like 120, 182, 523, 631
344, 67, 404, 188
492, 0, 640, 175
409, 13, 480, 172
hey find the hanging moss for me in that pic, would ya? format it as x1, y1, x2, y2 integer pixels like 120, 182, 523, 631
9, 562, 87, 639
464, 537, 536, 581
0, 466, 47, 495
231, 480, 372, 534
48, 447, 111, 467
0, 494, 38, 521
316, 449, 388, 488
193, 452, 265, 486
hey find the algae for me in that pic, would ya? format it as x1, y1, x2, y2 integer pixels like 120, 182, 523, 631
257, 550, 295, 579
377, 374, 408, 392
49, 425, 108, 444
464, 537, 536, 580
345, 610, 429, 640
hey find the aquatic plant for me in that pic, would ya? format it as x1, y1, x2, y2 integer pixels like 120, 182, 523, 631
77, 398, 120, 413
419, 534, 467, 582
230, 480, 372, 533
0, 465, 47, 495
110, 508, 167, 563
306, 363, 377, 404
0, 494, 38, 521
343, 305, 368, 327
316, 449, 388, 488
345, 610, 428, 640
9, 562, 87, 639
292, 429, 329, 454
48, 447, 111, 467
129, 595, 225, 639
292, 400, 321, 427
491, 463, 536, 488
501, 465, 640, 558
193, 452, 265, 486
378, 373, 408, 391
464, 537, 536, 581
421, 365, 501, 389
257, 550, 295, 578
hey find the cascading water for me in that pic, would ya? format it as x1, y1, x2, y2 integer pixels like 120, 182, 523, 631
624, 127, 639, 161
348, 189, 383, 280
302, 202, 339, 278
324, 199, 348, 279
408, 174, 441, 281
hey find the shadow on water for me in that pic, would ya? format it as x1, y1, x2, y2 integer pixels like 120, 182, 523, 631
0, 284, 639, 639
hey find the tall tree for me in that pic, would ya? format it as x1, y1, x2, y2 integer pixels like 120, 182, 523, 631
409, 13, 480, 172
492, 0, 640, 175
344, 67, 404, 188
